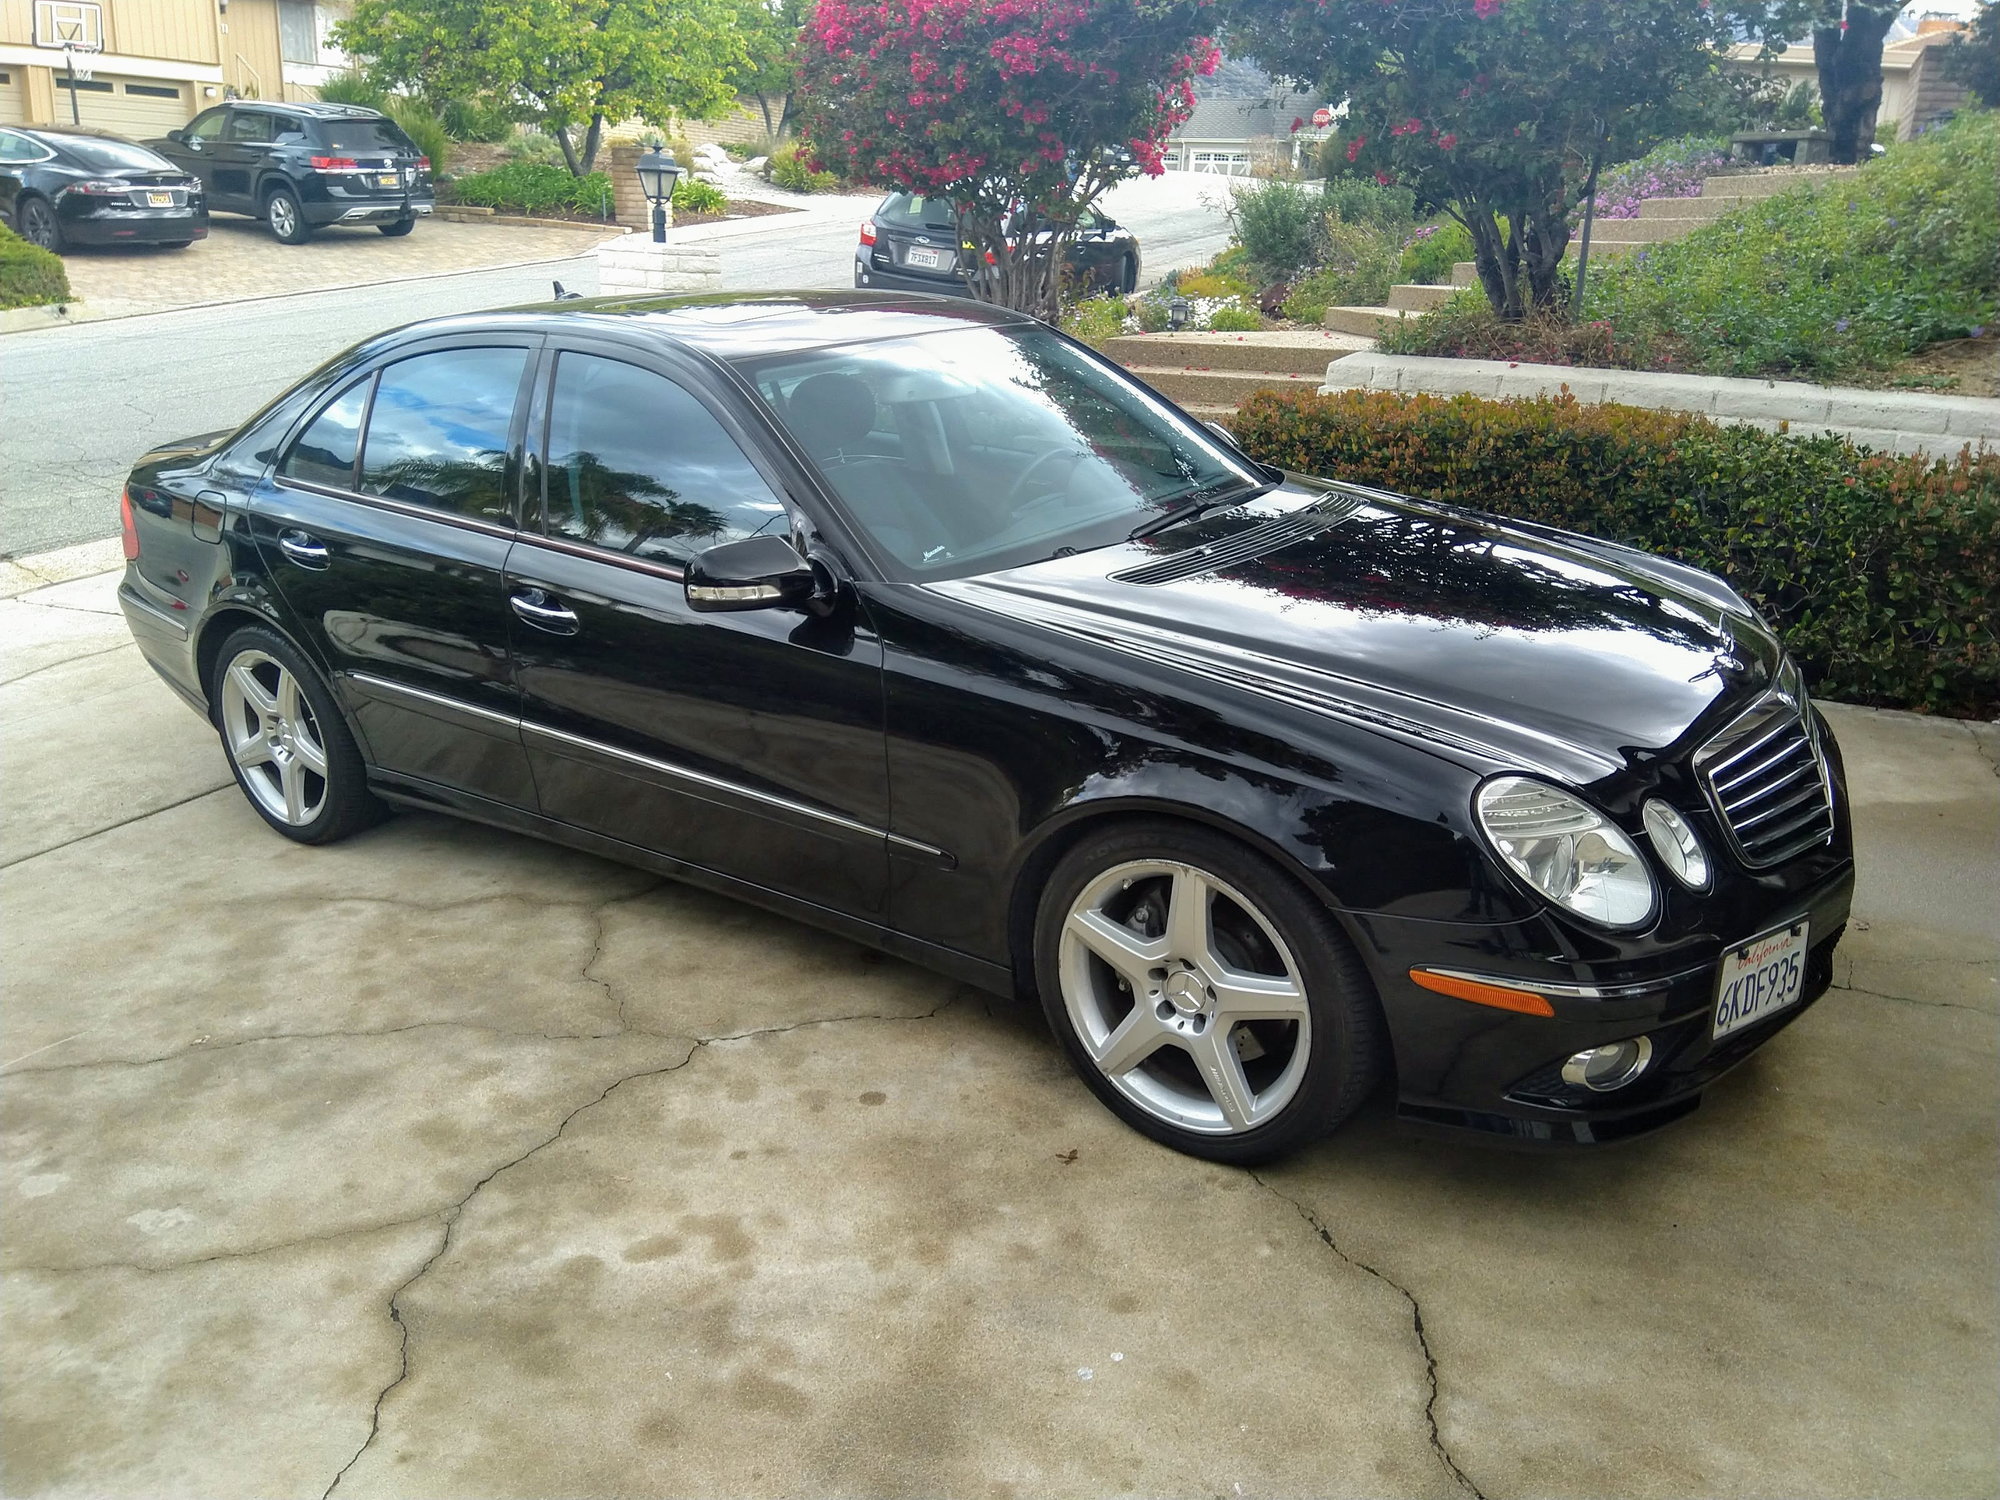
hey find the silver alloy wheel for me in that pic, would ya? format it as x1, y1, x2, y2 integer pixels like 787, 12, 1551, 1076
1058, 859, 1313, 1136
219, 650, 329, 826
267, 192, 298, 238
20, 199, 57, 249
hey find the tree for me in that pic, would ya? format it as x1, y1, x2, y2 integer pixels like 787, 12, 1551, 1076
732, 0, 810, 138
1731, 2, 1905, 163
334, 0, 749, 175
1221, 0, 1724, 320
1939, 1, 2000, 109
794, 0, 1218, 319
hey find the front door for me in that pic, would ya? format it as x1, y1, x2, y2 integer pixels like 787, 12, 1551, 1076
157, 106, 228, 205
502, 344, 892, 919
242, 338, 540, 808
211, 107, 273, 210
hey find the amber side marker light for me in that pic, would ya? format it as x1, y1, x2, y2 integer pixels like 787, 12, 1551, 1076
1409, 969, 1556, 1017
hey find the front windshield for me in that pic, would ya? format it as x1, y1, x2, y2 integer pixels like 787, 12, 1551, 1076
738, 323, 1259, 579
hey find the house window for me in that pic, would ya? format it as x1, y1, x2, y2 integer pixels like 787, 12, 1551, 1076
278, 0, 320, 65
125, 82, 182, 99
56, 77, 114, 93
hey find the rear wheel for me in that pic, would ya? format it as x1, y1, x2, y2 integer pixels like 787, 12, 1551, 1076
210, 625, 381, 844
18, 196, 64, 252
378, 217, 416, 237
1034, 820, 1385, 1164
1118, 253, 1138, 295
264, 184, 312, 244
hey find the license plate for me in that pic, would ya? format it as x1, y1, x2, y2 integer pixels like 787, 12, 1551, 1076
905, 246, 944, 269
377, 173, 399, 189
1713, 920, 1809, 1038
146, 191, 174, 207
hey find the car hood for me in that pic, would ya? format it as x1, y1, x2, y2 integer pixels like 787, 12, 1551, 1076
931, 478, 1779, 786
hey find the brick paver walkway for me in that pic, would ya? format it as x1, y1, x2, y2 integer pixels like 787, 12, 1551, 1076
58, 214, 624, 320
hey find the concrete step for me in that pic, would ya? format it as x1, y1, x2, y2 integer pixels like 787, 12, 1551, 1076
1584, 218, 1698, 245
1323, 305, 1411, 339
1452, 261, 1477, 286
1702, 166, 1860, 198
1636, 195, 1747, 221
1118, 365, 1330, 407
1100, 330, 1370, 376
1388, 282, 1458, 312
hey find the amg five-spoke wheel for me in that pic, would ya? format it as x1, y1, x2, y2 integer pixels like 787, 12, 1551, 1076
1036, 821, 1384, 1163
211, 625, 380, 844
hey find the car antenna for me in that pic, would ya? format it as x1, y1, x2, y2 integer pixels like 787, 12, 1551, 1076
552, 281, 583, 301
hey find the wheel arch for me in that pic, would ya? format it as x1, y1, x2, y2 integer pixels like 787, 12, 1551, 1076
193, 604, 363, 762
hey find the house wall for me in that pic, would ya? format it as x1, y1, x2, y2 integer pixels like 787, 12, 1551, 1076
0, 0, 230, 125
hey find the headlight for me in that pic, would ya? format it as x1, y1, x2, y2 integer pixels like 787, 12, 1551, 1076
1641, 800, 1711, 892
1476, 776, 1658, 929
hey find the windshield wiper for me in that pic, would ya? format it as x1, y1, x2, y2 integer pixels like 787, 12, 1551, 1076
1128, 478, 1278, 540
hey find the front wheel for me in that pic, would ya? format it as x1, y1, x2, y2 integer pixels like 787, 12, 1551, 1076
1034, 820, 1385, 1164
211, 625, 382, 844
18, 196, 64, 252
264, 184, 312, 244
1118, 253, 1138, 295
378, 217, 416, 237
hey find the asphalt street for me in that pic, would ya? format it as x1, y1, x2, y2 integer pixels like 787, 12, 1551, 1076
0, 175, 1236, 559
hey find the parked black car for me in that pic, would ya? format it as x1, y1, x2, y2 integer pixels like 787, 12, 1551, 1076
150, 101, 433, 244
0, 124, 206, 252
855, 190, 1140, 297
115, 291, 1853, 1164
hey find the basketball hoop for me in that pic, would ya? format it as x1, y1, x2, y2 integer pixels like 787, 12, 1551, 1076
65, 47, 95, 83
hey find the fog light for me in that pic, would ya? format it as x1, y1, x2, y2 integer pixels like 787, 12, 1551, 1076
1560, 1036, 1654, 1092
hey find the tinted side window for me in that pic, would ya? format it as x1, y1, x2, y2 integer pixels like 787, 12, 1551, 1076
185, 110, 226, 142
542, 353, 786, 564
359, 348, 526, 521
279, 377, 370, 489
225, 111, 274, 144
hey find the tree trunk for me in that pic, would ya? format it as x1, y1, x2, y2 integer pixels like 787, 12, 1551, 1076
1461, 204, 1522, 321
1521, 205, 1570, 312
1815, 7, 1897, 164
575, 113, 606, 176
756, 93, 777, 138
554, 124, 583, 177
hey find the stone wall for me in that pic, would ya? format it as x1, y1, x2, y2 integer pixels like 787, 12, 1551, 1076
1319, 351, 2000, 461
595, 239, 722, 298
606, 144, 657, 232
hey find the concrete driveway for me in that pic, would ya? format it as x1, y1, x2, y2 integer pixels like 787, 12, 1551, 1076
2, 568, 1994, 1500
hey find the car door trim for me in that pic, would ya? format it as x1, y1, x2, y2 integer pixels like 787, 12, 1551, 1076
276, 477, 521, 542
347, 669, 946, 860
509, 528, 686, 583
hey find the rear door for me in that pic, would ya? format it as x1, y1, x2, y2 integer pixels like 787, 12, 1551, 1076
502, 340, 893, 918
240, 336, 540, 808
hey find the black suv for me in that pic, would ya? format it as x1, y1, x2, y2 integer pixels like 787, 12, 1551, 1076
855, 190, 1141, 298
150, 101, 433, 244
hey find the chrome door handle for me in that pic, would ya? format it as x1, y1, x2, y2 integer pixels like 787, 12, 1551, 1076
277, 530, 329, 569
509, 589, 579, 634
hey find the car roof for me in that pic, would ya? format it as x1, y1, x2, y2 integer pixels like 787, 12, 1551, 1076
15, 123, 147, 144
397, 290, 1038, 361
233, 100, 386, 119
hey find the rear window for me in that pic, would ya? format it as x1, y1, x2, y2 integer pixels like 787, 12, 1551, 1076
876, 193, 959, 232
52, 136, 174, 172
314, 117, 418, 154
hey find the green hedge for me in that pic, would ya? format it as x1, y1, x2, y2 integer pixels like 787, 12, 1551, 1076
452, 162, 614, 217
0, 222, 70, 311
1228, 388, 1999, 717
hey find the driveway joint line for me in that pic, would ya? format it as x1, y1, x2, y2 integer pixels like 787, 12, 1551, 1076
0, 784, 234, 871
6, 1211, 449, 1280
0, 641, 135, 688
1252, 1172, 1487, 1500
1830, 979, 1993, 1014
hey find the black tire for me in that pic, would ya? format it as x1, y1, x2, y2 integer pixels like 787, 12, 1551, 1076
158, 240, 193, 250
378, 218, 416, 237
18, 196, 64, 253
1033, 819, 1385, 1164
263, 184, 313, 244
1118, 253, 1138, 295
209, 625, 383, 844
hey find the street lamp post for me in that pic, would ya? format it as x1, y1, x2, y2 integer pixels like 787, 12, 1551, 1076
635, 148, 682, 245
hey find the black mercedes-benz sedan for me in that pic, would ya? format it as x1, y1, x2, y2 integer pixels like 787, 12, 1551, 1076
0, 124, 207, 252
114, 291, 1853, 1163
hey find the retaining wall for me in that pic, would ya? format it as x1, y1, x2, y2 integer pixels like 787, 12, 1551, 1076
1319, 351, 1998, 460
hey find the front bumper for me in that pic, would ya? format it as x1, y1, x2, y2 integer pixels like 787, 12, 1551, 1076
1352, 860, 1856, 1146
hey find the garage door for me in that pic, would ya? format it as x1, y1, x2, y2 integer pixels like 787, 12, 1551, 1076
0, 67, 26, 125
53, 74, 191, 139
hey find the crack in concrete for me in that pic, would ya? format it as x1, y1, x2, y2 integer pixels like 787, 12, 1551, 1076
1963, 720, 2000, 782
577, 879, 669, 1032
319, 994, 963, 1498
0, 784, 233, 871
0, 640, 135, 688
1830, 980, 1994, 1015
6, 1211, 448, 1280
1252, 1174, 1485, 1500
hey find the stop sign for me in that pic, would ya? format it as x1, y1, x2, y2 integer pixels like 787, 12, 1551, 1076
1312, 106, 1333, 127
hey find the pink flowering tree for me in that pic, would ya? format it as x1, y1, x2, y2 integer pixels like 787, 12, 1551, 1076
1221, 0, 1724, 319
794, 0, 1219, 317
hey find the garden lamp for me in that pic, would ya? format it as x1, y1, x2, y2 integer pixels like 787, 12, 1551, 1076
1168, 295, 1191, 331
635, 148, 682, 243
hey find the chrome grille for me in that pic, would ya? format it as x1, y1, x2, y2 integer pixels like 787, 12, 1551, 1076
1694, 693, 1834, 869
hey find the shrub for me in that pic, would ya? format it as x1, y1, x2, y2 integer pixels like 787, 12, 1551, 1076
1281, 215, 1399, 322
500, 131, 566, 167
765, 142, 838, 193
1398, 219, 1475, 285
1584, 112, 1998, 381
1063, 294, 1129, 343
439, 96, 514, 143
0, 222, 70, 310
1376, 294, 1683, 367
453, 162, 614, 217
1208, 303, 1265, 331
1227, 387, 2000, 715
1588, 135, 1731, 220
315, 71, 387, 109
1176, 270, 1253, 299
672, 177, 728, 215
1229, 178, 1320, 281
1319, 174, 1417, 235
384, 98, 449, 177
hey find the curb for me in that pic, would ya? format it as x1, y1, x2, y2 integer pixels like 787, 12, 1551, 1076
0, 538, 124, 599
0, 300, 112, 335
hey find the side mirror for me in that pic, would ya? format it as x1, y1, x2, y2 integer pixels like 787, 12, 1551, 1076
685, 534, 816, 612
165, 130, 185, 144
